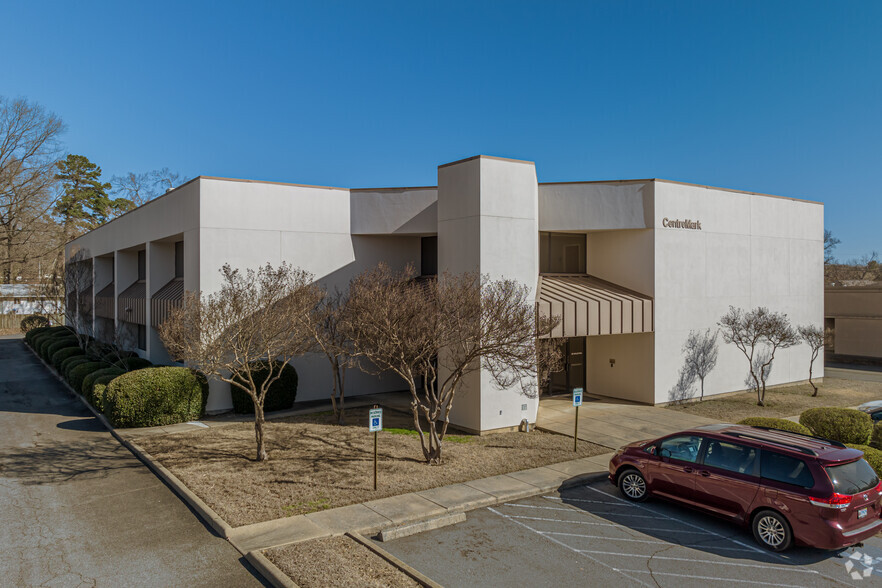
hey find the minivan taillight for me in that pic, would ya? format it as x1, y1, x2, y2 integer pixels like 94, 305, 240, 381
809, 493, 853, 509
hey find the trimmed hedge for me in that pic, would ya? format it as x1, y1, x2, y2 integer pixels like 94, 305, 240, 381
799, 407, 873, 445
25, 325, 52, 345
68, 361, 112, 394
45, 339, 79, 363
871, 423, 882, 451
230, 361, 298, 413
737, 417, 813, 436
91, 374, 120, 412
51, 346, 85, 370
20, 314, 50, 333
61, 356, 91, 380
82, 367, 125, 402
113, 357, 153, 371
846, 444, 882, 479
102, 367, 209, 428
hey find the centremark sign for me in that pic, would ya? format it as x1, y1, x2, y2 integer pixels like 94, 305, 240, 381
662, 217, 702, 230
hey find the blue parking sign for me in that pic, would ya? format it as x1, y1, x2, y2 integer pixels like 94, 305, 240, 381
573, 388, 583, 407
369, 408, 383, 432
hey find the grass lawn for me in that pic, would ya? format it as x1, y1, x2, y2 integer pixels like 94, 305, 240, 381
134, 406, 607, 527
669, 378, 882, 422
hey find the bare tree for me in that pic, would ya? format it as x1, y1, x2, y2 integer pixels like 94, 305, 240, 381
0, 97, 66, 282
111, 168, 183, 209
306, 287, 356, 425
798, 324, 824, 397
668, 366, 696, 405
36, 248, 93, 348
343, 264, 558, 464
158, 263, 320, 461
682, 329, 719, 401
824, 230, 840, 265
719, 306, 799, 406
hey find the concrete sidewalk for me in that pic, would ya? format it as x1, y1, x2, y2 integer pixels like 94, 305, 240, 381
537, 395, 720, 449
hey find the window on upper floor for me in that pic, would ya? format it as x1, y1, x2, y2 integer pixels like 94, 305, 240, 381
539, 232, 586, 274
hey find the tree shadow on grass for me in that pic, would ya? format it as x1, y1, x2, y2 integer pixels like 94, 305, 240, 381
0, 437, 141, 485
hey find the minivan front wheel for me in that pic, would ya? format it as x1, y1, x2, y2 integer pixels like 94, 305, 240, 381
618, 468, 648, 502
752, 510, 792, 552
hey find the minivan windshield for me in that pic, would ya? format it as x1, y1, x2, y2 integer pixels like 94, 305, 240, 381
825, 459, 879, 495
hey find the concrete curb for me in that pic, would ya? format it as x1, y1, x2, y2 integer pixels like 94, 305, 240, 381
347, 532, 444, 588
378, 512, 466, 542
23, 341, 236, 540
244, 551, 300, 588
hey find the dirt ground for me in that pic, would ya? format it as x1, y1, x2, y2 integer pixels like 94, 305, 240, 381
669, 378, 882, 422
265, 536, 419, 588
135, 406, 607, 527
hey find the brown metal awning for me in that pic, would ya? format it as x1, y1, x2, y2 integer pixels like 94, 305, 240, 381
151, 278, 184, 328
95, 282, 115, 320
537, 275, 653, 338
118, 280, 146, 325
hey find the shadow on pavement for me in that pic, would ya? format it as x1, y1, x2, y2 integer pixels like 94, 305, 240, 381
0, 436, 141, 485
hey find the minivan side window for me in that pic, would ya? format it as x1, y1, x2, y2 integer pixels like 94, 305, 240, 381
760, 451, 814, 488
657, 435, 702, 463
702, 440, 759, 476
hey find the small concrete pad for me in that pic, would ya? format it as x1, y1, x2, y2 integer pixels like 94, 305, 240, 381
363, 493, 448, 526
417, 483, 497, 512
505, 466, 570, 492
305, 503, 391, 536
230, 514, 330, 553
378, 512, 467, 542
544, 455, 611, 478
464, 474, 540, 501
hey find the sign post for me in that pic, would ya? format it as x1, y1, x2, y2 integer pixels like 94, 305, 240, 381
369, 405, 383, 490
572, 388, 583, 452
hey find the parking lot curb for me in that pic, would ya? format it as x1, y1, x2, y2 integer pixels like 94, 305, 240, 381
244, 550, 300, 588
347, 532, 444, 588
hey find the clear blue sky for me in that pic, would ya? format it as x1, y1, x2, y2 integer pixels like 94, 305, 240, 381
3, 1, 879, 259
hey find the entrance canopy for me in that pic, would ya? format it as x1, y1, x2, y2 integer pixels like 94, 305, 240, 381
537, 275, 653, 338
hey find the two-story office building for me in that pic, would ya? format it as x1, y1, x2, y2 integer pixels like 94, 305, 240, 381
66, 155, 824, 433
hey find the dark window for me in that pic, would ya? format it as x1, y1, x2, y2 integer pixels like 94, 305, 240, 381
761, 452, 815, 488
137, 324, 146, 350
137, 250, 146, 281
539, 232, 586, 274
825, 459, 879, 495
658, 435, 702, 463
174, 241, 184, 278
421, 236, 438, 276
702, 440, 759, 476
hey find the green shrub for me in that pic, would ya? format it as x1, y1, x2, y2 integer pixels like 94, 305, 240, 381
230, 361, 298, 413
61, 356, 91, 380
25, 325, 52, 345
737, 417, 813, 436
113, 357, 153, 371
38, 333, 76, 360
846, 444, 882, 479
799, 407, 873, 445
45, 339, 79, 363
68, 361, 112, 394
102, 349, 139, 362
102, 367, 209, 428
82, 367, 125, 402
91, 374, 121, 412
51, 346, 85, 370
20, 314, 50, 333
33, 333, 59, 357
870, 423, 882, 451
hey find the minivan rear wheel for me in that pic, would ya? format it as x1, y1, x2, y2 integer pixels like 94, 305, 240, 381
618, 468, 648, 502
752, 510, 792, 552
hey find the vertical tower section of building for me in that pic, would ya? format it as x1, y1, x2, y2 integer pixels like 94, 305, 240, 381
437, 155, 540, 433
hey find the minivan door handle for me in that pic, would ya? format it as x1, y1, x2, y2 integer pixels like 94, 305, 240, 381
699, 470, 711, 477
683, 467, 694, 473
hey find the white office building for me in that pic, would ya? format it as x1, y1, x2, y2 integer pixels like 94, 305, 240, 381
66, 155, 824, 433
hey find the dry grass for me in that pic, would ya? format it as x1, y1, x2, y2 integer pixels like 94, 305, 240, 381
265, 536, 419, 588
669, 378, 882, 422
135, 406, 606, 527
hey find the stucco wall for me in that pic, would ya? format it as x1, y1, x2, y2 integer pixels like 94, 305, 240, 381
584, 333, 654, 403
653, 181, 824, 404
539, 181, 653, 232
833, 318, 882, 357
350, 188, 437, 235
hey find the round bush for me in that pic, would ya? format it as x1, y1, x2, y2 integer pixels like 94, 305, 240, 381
61, 356, 90, 380
51, 346, 85, 370
68, 361, 112, 394
32, 333, 57, 356
102, 367, 209, 428
45, 339, 79, 363
91, 374, 121, 412
82, 367, 125, 402
846, 445, 882, 479
20, 314, 50, 333
799, 407, 873, 445
38, 333, 76, 360
25, 325, 52, 345
230, 361, 298, 413
113, 357, 153, 371
871, 423, 882, 451
737, 417, 813, 436
103, 349, 139, 362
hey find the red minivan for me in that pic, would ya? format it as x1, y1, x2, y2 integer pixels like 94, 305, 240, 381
608, 423, 882, 551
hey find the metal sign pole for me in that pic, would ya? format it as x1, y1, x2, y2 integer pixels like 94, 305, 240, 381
574, 405, 579, 452
369, 404, 382, 491
373, 429, 378, 490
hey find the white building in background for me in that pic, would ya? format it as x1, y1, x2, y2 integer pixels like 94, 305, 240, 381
66, 155, 824, 433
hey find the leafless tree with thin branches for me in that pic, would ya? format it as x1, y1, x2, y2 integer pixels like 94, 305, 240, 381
682, 329, 719, 401
719, 306, 799, 406
343, 264, 559, 465
798, 324, 824, 397
37, 248, 93, 348
158, 263, 320, 461
111, 168, 182, 210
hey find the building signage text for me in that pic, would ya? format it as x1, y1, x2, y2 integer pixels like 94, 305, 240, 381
662, 217, 702, 230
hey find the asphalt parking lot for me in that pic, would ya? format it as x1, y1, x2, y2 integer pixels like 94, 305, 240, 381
375, 479, 882, 587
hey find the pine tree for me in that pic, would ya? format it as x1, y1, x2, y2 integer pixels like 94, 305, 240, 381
54, 154, 130, 239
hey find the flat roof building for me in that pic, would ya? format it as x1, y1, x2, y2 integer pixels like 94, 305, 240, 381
67, 155, 824, 433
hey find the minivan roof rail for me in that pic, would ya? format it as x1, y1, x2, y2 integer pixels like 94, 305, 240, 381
746, 426, 847, 449
723, 431, 818, 456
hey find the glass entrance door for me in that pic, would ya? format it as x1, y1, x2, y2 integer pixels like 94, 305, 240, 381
547, 337, 586, 396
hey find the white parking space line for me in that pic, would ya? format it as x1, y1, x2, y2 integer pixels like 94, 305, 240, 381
502, 513, 716, 535
574, 550, 821, 575
541, 531, 755, 552
488, 507, 655, 588
503, 502, 662, 519
623, 569, 807, 587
